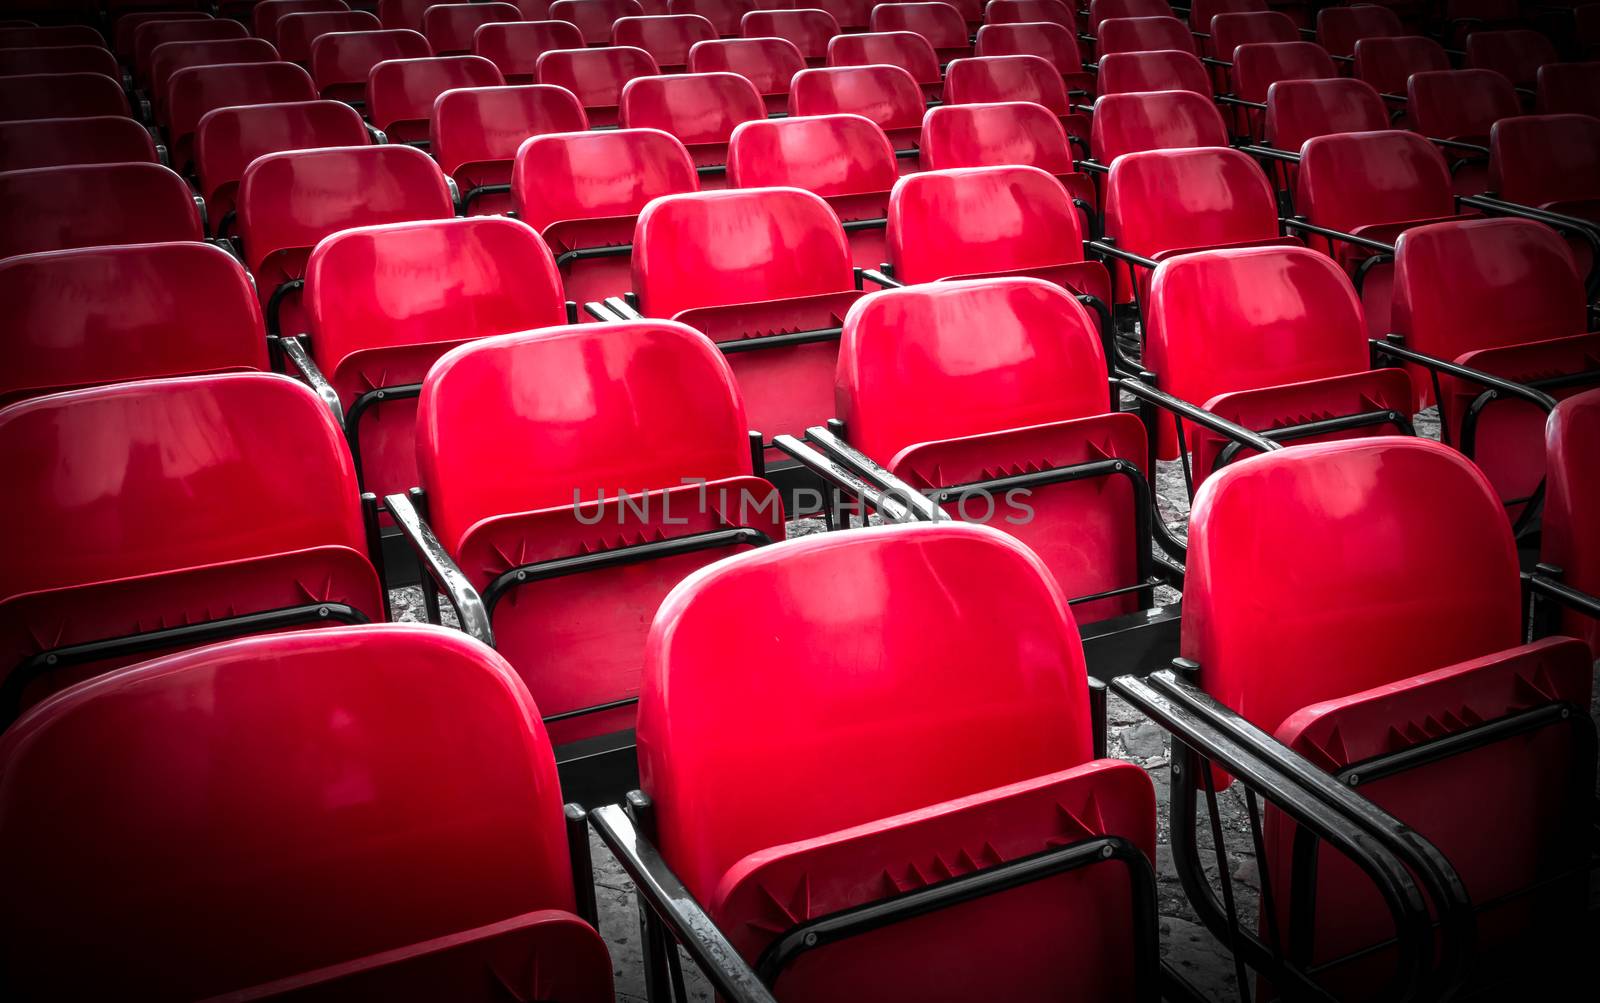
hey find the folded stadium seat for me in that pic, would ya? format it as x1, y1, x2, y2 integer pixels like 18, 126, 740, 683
941, 53, 1090, 156
378, 0, 436, 30
826, 29, 942, 97
1100, 146, 1293, 319
0, 242, 266, 406
1206, 10, 1295, 93
1407, 68, 1519, 195
310, 27, 432, 105
367, 54, 504, 146
1117, 435, 1594, 998
131, 17, 248, 92
1443, 0, 1521, 45
511, 128, 697, 306
1315, 2, 1402, 62
1390, 217, 1600, 520
237, 144, 456, 337
687, 36, 806, 114
887, 166, 1113, 333
0, 625, 616, 1001
1465, 28, 1558, 96
303, 217, 569, 510
942, 0, 985, 27
0, 115, 157, 171
1096, 14, 1196, 56
474, 19, 585, 81
196, 99, 370, 237
973, 20, 1092, 99
631, 187, 862, 445
165, 61, 318, 174
115, 10, 210, 62
811, 0, 869, 32
149, 37, 279, 124
253, 0, 348, 47
434, 85, 588, 214
1087, 88, 1227, 167
535, 44, 658, 126
396, 321, 785, 746
0, 162, 203, 259
0, 71, 130, 120
597, 520, 1160, 998
1095, 47, 1212, 97
551, 0, 646, 45
1535, 61, 1600, 116
1488, 113, 1600, 280
1186, 0, 1264, 38
669, 0, 755, 37
919, 101, 1098, 232
790, 64, 924, 160
1352, 34, 1448, 127
1086, 0, 1173, 37
741, 8, 839, 66
868, 2, 970, 62
0, 373, 387, 721
1542, 388, 1600, 656
0, 25, 103, 49
726, 113, 897, 267
423, 2, 521, 55
983, 0, 1076, 29
612, 13, 716, 71
0, 42, 118, 78
1228, 40, 1335, 141
1259, 76, 1387, 203
618, 71, 763, 184
275, 10, 382, 65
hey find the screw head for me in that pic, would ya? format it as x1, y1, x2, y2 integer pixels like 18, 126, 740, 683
45, 653, 57, 666
516, 570, 527, 582
1100, 844, 1114, 859
317, 605, 330, 617
1347, 774, 1360, 787
375, 390, 386, 400
803, 932, 818, 947
1172, 762, 1182, 777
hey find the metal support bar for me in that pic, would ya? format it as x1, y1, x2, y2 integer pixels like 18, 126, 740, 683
277, 335, 345, 431
1118, 376, 1283, 456
771, 434, 925, 524
382, 491, 494, 647
1281, 216, 1396, 254
1212, 408, 1412, 470
800, 425, 951, 523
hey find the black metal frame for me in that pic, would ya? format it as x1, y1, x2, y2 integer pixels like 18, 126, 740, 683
1456, 192, 1600, 299
1524, 563, 1600, 640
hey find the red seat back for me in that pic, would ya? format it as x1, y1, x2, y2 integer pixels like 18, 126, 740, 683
423, 2, 522, 54
1087, 0, 1173, 35
887, 165, 1086, 282
536, 45, 658, 124
1209, 10, 1296, 60
1407, 67, 1519, 140
195, 98, 370, 218
0, 162, 203, 259
132, 17, 248, 83
739, 8, 839, 63
1097, 47, 1212, 95
1465, 27, 1558, 89
1090, 88, 1228, 162
1097, 15, 1196, 56
1106, 145, 1279, 264
367, 54, 504, 140
513, 126, 697, 229
618, 71, 764, 158
378, 0, 436, 30
1186, 0, 1264, 33
0, 42, 118, 77
942, 53, 1070, 114
1489, 113, 1600, 208
434, 84, 588, 198
1535, 61, 1600, 117
727, 112, 896, 196
869, 1, 969, 58
1352, 34, 1448, 96
811, 0, 871, 30
151, 38, 279, 117
0, 25, 103, 49
611, 13, 716, 69
687, 36, 806, 109
0, 72, 130, 120
1543, 388, 1600, 656
474, 20, 585, 81
669, 0, 756, 35
789, 63, 924, 146
167, 61, 319, 168
1232, 39, 1337, 103
921, 100, 1075, 174
973, 20, 1086, 79
310, 28, 432, 103
1296, 129, 1454, 236
0, 115, 157, 171
276, 10, 382, 63
118, 13, 207, 60
1264, 76, 1386, 152
550, 0, 647, 44
985, 0, 1075, 27
826, 29, 941, 88
254, 0, 348, 45
1315, 3, 1401, 60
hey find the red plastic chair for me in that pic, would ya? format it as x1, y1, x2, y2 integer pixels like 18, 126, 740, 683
434, 84, 588, 215
0, 162, 203, 259
942, 53, 1089, 154
409, 321, 784, 745
1543, 388, 1600, 656
115, 11, 210, 61
0, 42, 118, 78
536, 45, 658, 126
1392, 218, 1600, 514
812, 0, 871, 31
984, 0, 1075, 28
1096, 48, 1212, 95
1186, 0, 1264, 34
474, 19, 585, 81
668, 0, 754, 36
152, 38, 280, 126
0, 374, 385, 719
1087, 0, 1173, 35
1089, 88, 1227, 164
1265, 76, 1387, 154
237, 145, 456, 337
1535, 61, 1600, 117
1097, 15, 1196, 56
310, 27, 432, 105
423, 2, 522, 55
1316, 3, 1402, 60
618, 520, 1157, 997
826, 29, 941, 97
377, 0, 436, 30
550, 0, 646, 44
132, 17, 247, 90
1407, 68, 1519, 194
1489, 113, 1600, 240
687, 36, 805, 113
0, 71, 129, 120
1210, 9, 1296, 59
739, 8, 838, 66
275, 10, 381, 64
0, 625, 612, 1001
196, 98, 370, 235
727, 113, 897, 267
973, 21, 1091, 98
920, 100, 1080, 193
1352, 33, 1447, 105
1465, 28, 1558, 92
0, 25, 103, 49
0, 242, 266, 405
789, 63, 924, 154
633, 187, 862, 443
0, 115, 156, 172
869, 2, 970, 61
305, 217, 568, 507
165, 61, 318, 172
1230, 39, 1336, 139
367, 54, 504, 145
512, 128, 698, 306
611, 13, 716, 70
253, 0, 348, 46
618, 71, 764, 180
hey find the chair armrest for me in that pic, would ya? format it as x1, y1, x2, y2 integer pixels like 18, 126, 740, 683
277, 335, 345, 432
382, 491, 494, 647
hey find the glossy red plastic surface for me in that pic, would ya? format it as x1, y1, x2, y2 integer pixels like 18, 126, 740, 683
366, 54, 503, 142
618, 71, 763, 170
196, 99, 369, 225
310, 28, 432, 104
378, 0, 437, 30
1352, 34, 1448, 98
789, 64, 925, 151
433, 85, 586, 213
536, 45, 658, 125
254, 0, 347, 45
150, 37, 280, 118
1086, 0, 1173, 35
417, 322, 780, 741
1233, 39, 1335, 105
739, 9, 838, 64
0, 242, 267, 404
1407, 67, 1518, 144
1264, 77, 1386, 152
1090, 88, 1227, 162
1543, 389, 1600, 655
1096, 48, 1212, 95
0, 625, 584, 999
1535, 61, 1600, 117
826, 29, 941, 94
922, 100, 1075, 175
1186, 0, 1264, 33
0, 162, 203, 259
0, 115, 157, 171
166, 61, 319, 169
132, 16, 247, 87
1210, 10, 1296, 59
275, 10, 381, 63
687, 36, 805, 113
1489, 113, 1600, 213
550, 0, 646, 44
807, 0, 870, 30
422, 2, 520, 55
612, 13, 716, 69
1097, 15, 1196, 56
473, 20, 584, 81
0, 72, 130, 120
669, 0, 754, 35
943, 53, 1074, 122
984, 0, 1075, 27
0, 42, 118, 78
1465, 27, 1557, 89
870, 2, 969, 60
0, 24, 107, 50
1315, 3, 1401, 59
973, 21, 1092, 96
512, 128, 697, 303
